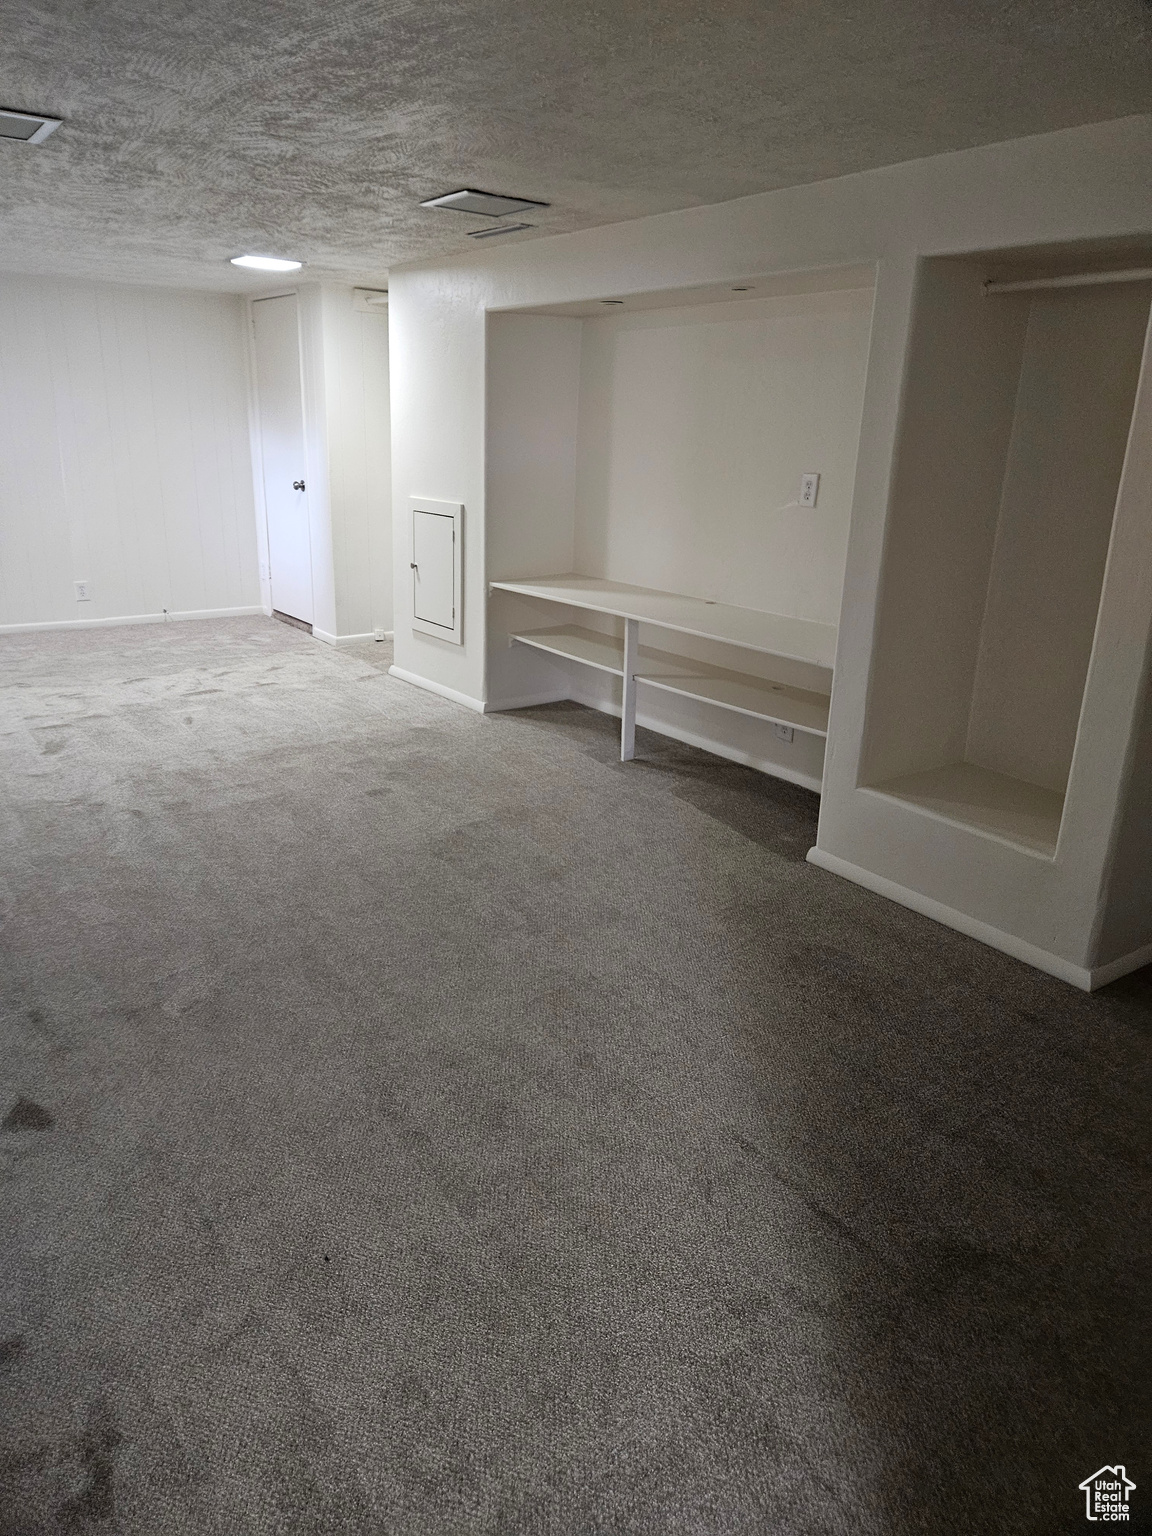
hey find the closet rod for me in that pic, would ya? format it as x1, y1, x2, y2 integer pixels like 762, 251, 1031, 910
984, 266, 1152, 295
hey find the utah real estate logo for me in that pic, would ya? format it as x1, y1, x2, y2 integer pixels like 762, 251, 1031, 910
1079, 1466, 1136, 1522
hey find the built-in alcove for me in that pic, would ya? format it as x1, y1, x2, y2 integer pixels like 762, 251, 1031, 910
861, 242, 1152, 855
485, 264, 876, 788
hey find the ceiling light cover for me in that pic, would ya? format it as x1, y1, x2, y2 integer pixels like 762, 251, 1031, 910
230, 255, 303, 272
422, 189, 549, 218
0, 108, 62, 144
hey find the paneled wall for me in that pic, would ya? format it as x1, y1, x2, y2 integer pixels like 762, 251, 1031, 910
0, 275, 259, 630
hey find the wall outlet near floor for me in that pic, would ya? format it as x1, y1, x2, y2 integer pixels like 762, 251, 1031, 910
799, 472, 820, 508
373, 627, 387, 642
773, 722, 795, 743
74, 580, 91, 602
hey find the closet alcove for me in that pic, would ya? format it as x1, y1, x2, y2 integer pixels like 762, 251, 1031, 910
860, 243, 1152, 857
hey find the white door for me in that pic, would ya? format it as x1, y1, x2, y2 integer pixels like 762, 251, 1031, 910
253, 295, 313, 625
412, 508, 456, 631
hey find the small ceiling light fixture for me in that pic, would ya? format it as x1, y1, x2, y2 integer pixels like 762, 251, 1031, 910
230, 254, 303, 272
467, 223, 533, 240
0, 107, 62, 144
422, 188, 549, 218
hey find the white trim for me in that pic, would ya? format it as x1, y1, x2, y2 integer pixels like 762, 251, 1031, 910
485, 687, 572, 712
0, 606, 263, 636
312, 628, 378, 648
984, 267, 1152, 295
387, 664, 485, 713
1090, 940, 1152, 990
570, 684, 823, 791
805, 846, 1094, 989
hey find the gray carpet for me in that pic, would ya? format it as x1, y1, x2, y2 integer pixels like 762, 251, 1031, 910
0, 616, 1148, 1536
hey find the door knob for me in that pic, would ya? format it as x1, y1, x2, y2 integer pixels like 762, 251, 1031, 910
292, 479, 305, 491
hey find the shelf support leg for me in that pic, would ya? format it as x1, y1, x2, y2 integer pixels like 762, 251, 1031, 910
621, 617, 638, 761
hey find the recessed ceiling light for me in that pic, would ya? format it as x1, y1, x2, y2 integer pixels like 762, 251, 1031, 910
422, 189, 549, 218
230, 255, 303, 272
0, 107, 62, 144
467, 223, 534, 240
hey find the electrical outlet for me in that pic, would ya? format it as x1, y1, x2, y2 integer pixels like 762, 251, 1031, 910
259, 561, 269, 582
799, 472, 820, 508
773, 722, 795, 744
373, 626, 387, 642
74, 580, 91, 602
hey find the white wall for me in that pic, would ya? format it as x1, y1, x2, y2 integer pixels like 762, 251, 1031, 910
319, 287, 392, 640
0, 275, 259, 630
573, 288, 873, 625
487, 313, 583, 582
484, 313, 584, 709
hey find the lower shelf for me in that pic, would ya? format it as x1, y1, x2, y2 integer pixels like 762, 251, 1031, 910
867, 761, 1065, 857
511, 624, 831, 737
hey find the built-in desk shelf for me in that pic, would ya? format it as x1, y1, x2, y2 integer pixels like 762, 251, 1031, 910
489, 575, 836, 765
490, 575, 838, 668
513, 624, 831, 737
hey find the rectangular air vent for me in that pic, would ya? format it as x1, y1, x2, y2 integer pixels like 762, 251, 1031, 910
421, 189, 548, 218
0, 108, 62, 144
467, 223, 534, 240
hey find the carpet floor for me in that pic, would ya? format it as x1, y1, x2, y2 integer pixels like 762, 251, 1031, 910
0, 616, 1148, 1536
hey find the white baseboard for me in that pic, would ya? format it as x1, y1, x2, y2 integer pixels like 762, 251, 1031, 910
312, 628, 380, 648
313, 628, 394, 647
387, 664, 486, 713
569, 685, 823, 792
485, 687, 572, 712
1090, 939, 1152, 989
805, 845, 1098, 990
0, 605, 263, 636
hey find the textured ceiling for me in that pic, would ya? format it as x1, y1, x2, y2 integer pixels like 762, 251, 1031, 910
1, 0, 1150, 292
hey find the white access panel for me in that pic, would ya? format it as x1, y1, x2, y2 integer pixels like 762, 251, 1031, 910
411, 498, 463, 643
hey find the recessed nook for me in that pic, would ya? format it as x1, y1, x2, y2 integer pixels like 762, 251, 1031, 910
485, 263, 876, 787
860, 241, 1152, 857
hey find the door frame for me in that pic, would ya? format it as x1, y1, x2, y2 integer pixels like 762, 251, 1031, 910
244, 288, 316, 625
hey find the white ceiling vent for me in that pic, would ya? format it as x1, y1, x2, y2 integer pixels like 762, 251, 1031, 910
0, 108, 62, 144
467, 223, 534, 240
421, 189, 548, 218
